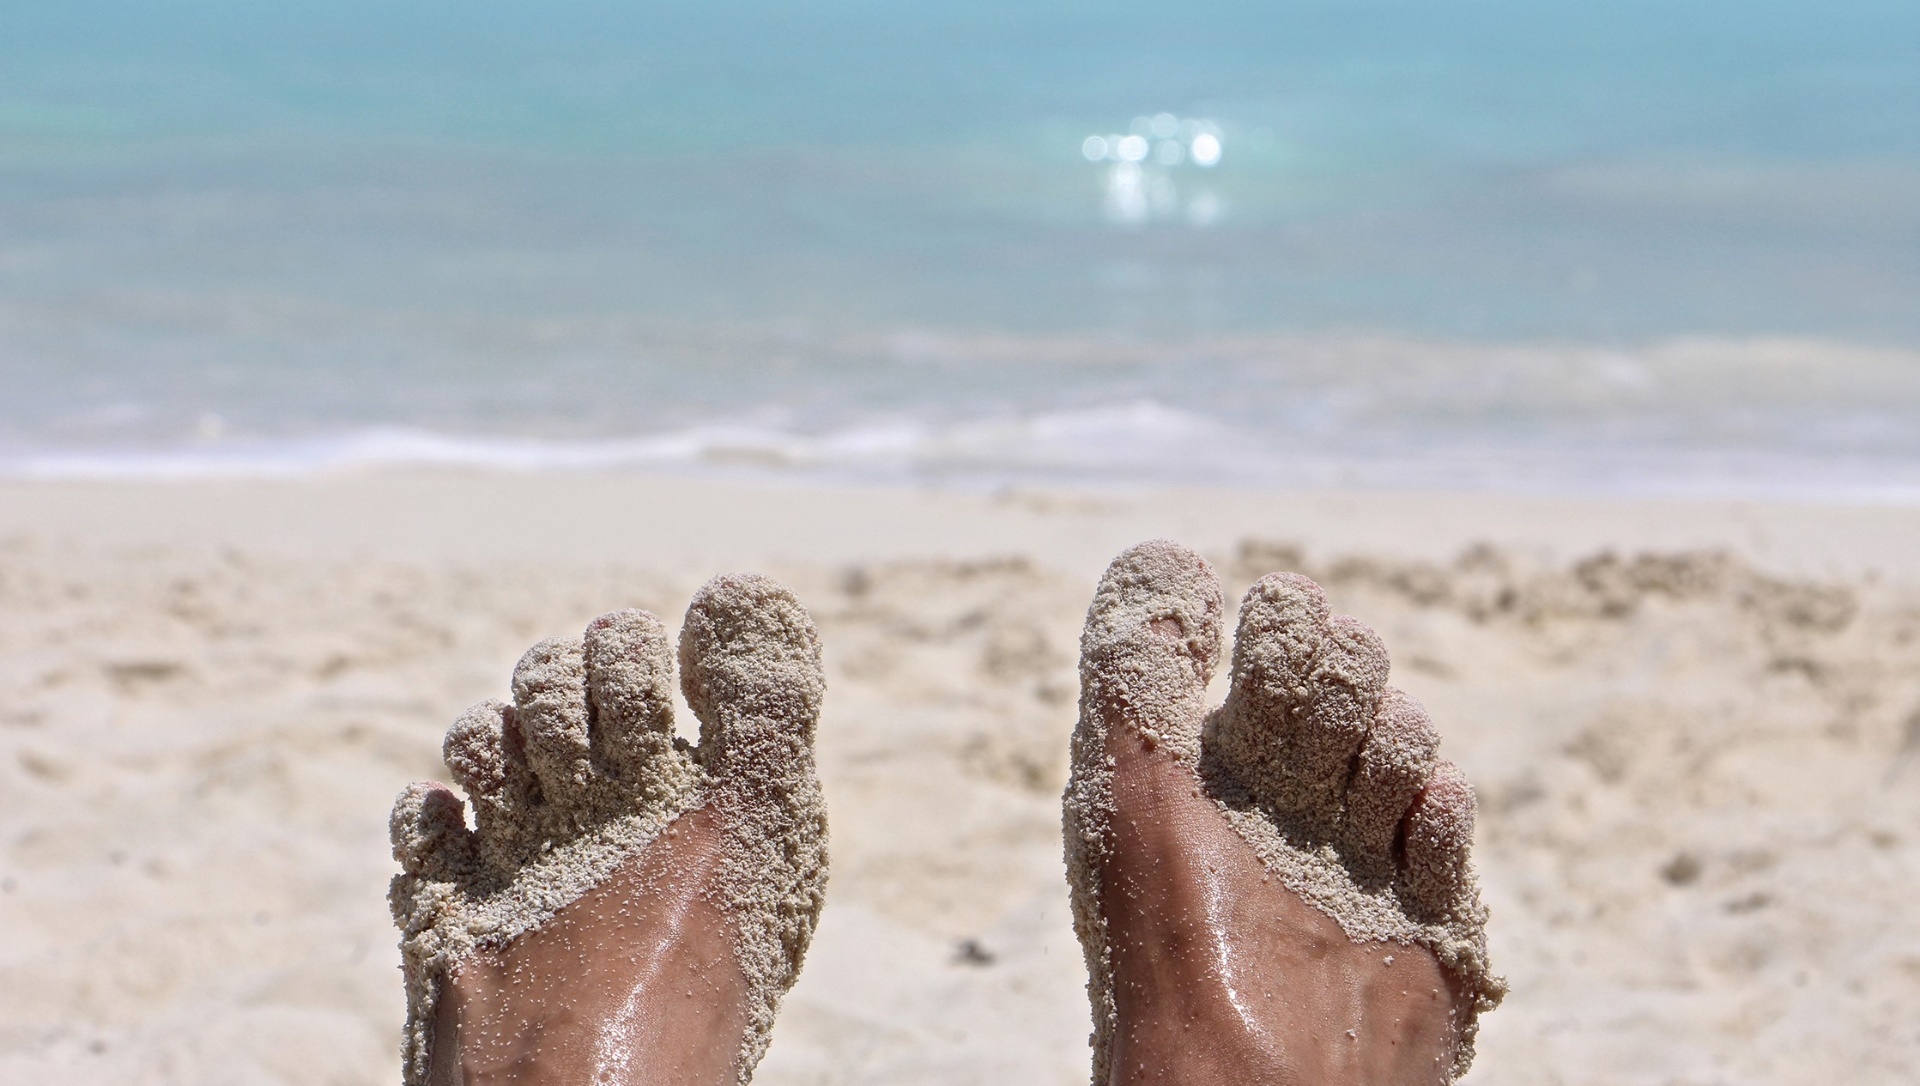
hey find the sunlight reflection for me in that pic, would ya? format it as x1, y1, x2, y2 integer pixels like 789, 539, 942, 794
1081, 114, 1225, 226
1190, 132, 1221, 168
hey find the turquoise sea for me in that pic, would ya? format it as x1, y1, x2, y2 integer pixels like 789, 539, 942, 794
5, 1, 1919, 495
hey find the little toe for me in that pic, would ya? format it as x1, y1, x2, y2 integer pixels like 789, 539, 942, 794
442, 699, 536, 845
509, 636, 595, 811
1337, 686, 1439, 868
1078, 539, 1224, 756
679, 573, 824, 787
1400, 759, 1478, 918
389, 781, 473, 880
583, 608, 692, 800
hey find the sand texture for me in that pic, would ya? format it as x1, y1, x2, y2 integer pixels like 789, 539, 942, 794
388, 576, 827, 1084
1, 478, 1919, 1084
1064, 542, 1501, 1084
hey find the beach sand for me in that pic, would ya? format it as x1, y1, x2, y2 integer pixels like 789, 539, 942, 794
2, 473, 1918, 1085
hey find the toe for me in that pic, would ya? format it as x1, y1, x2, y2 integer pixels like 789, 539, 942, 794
1078, 539, 1224, 756
584, 609, 686, 793
1209, 574, 1327, 788
1296, 614, 1392, 801
1400, 759, 1478, 917
1212, 574, 1389, 828
389, 781, 473, 878
1224, 571, 1330, 708
679, 574, 824, 786
1337, 687, 1439, 867
443, 698, 536, 841
510, 636, 595, 809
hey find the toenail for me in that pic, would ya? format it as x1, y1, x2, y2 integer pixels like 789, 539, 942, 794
1148, 617, 1181, 640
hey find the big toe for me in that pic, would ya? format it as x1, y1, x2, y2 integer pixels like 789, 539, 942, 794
1078, 539, 1224, 756
679, 573, 824, 789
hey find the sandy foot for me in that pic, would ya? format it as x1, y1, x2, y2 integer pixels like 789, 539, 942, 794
1064, 541, 1504, 1085
387, 575, 828, 1085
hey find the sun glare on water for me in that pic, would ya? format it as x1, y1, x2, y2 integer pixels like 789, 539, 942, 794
1082, 113, 1225, 226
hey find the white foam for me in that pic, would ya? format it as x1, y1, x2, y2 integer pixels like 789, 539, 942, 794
0, 403, 1244, 482
9, 403, 1920, 505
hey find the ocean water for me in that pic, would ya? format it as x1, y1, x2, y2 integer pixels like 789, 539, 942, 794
4, 0, 1920, 495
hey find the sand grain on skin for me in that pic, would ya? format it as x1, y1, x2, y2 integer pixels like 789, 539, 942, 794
388, 577, 826, 1085
1064, 542, 1502, 1083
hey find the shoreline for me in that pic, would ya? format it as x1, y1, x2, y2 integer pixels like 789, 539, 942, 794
4, 470, 1919, 580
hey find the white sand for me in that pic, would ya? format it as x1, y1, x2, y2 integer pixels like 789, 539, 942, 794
2, 474, 1919, 1084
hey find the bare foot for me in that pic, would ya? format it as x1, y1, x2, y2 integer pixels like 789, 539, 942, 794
1063, 542, 1503, 1086
387, 575, 827, 1086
